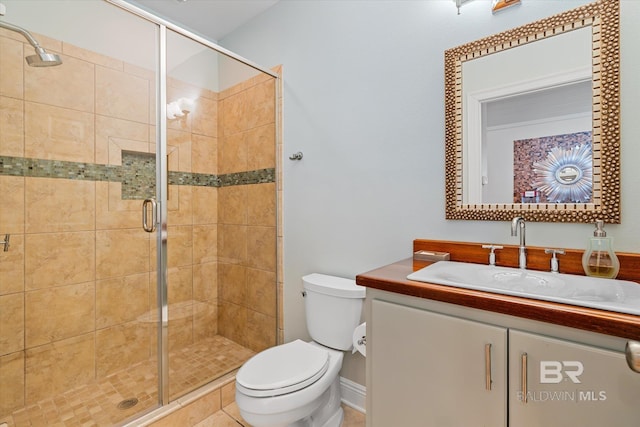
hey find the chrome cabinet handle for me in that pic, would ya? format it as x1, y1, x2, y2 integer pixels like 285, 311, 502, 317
521, 352, 528, 403
626, 341, 640, 373
485, 343, 492, 390
142, 198, 157, 233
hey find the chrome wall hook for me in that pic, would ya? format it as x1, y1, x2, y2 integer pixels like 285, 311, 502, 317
289, 152, 303, 161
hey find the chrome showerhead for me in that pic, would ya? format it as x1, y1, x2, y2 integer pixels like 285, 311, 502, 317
0, 20, 62, 67
25, 46, 62, 67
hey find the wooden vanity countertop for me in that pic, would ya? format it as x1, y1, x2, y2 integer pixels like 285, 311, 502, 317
356, 258, 640, 341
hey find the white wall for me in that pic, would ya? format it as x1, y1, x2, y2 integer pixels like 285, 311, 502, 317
220, 0, 640, 387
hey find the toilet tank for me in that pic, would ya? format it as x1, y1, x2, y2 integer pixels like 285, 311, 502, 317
302, 273, 366, 351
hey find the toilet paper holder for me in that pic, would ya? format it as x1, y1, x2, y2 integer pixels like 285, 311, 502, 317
352, 322, 367, 356
352, 334, 366, 356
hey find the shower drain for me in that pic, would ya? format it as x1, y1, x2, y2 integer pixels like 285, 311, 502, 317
117, 398, 139, 410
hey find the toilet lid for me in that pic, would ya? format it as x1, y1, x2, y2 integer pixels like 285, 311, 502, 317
236, 340, 330, 397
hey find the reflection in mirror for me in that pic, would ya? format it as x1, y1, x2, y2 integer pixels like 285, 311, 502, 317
477, 82, 592, 205
532, 143, 593, 203
464, 21, 592, 205
445, 0, 620, 222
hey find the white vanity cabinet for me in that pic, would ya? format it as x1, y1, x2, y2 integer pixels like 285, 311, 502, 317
369, 299, 508, 427
509, 330, 640, 427
368, 297, 640, 427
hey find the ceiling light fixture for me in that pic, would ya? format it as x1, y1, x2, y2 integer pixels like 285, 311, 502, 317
167, 97, 195, 120
455, 0, 474, 15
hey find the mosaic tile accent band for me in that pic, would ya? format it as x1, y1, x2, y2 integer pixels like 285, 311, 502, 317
0, 154, 275, 200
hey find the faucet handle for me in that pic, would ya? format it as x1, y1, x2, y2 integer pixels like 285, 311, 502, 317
544, 248, 566, 273
482, 244, 503, 266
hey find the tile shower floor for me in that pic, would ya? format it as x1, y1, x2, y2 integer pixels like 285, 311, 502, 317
1, 336, 255, 427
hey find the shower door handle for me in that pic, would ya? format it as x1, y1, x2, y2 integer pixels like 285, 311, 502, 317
142, 198, 157, 232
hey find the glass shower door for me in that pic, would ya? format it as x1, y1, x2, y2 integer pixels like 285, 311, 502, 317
163, 28, 278, 400
1, 1, 279, 424
0, 1, 161, 424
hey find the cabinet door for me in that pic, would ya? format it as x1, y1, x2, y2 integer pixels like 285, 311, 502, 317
509, 330, 640, 427
370, 299, 507, 427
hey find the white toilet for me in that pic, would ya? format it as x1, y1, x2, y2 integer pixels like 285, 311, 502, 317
235, 273, 366, 427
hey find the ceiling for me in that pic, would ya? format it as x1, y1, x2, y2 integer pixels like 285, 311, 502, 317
126, 0, 279, 41
485, 81, 592, 129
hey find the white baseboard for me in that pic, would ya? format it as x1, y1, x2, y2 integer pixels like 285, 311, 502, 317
340, 376, 366, 414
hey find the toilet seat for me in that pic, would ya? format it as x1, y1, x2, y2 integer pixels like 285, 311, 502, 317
236, 340, 330, 397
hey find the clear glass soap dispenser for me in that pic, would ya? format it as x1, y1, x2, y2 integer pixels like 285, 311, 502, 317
582, 220, 620, 279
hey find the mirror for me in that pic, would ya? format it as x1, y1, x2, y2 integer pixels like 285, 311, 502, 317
444, 0, 620, 222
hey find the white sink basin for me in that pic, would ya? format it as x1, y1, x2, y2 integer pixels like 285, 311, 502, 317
407, 261, 640, 316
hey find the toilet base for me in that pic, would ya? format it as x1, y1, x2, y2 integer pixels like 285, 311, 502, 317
238, 375, 344, 427
288, 377, 343, 427
320, 405, 344, 427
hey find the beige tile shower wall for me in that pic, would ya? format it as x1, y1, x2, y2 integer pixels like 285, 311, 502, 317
164, 78, 220, 364
217, 73, 278, 353
0, 28, 221, 414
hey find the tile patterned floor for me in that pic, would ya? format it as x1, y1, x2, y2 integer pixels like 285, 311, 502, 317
342, 405, 367, 427
1, 336, 254, 427
196, 402, 366, 427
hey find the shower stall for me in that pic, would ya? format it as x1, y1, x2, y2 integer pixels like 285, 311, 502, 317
0, 0, 279, 425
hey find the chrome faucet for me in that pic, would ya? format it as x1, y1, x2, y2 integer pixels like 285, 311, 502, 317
511, 217, 526, 269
